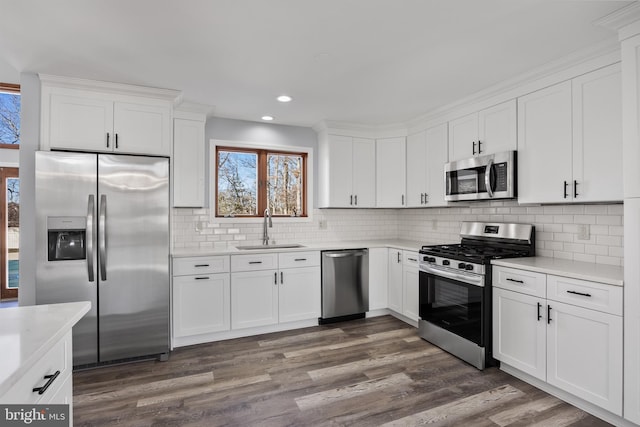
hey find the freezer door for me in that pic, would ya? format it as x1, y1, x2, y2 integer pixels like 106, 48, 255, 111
97, 154, 169, 362
35, 151, 98, 366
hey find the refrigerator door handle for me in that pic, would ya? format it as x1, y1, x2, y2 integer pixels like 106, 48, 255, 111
99, 194, 107, 281
86, 195, 95, 282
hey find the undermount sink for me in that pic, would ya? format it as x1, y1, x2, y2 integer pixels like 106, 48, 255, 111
236, 244, 306, 250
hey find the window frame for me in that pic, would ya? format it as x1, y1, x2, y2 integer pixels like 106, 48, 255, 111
0, 83, 20, 149
210, 139, 313, 222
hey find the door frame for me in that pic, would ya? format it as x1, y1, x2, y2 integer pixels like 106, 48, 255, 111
0, 166, 19, 300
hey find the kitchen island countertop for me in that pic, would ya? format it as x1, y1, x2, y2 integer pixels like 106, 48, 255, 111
0, 301, 91, 397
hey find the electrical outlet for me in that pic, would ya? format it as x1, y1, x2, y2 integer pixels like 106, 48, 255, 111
432, 219, 437, 230
577, 224, 590, 240
318, 219, 327, 229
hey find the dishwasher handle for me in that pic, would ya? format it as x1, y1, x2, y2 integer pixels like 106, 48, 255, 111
323, 250, 368, 258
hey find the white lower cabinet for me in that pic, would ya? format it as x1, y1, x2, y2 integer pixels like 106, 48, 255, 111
493, 266, 623, 416
387, 249, 418, 322
368, 248, 389, 310
1, 330, 73, 406
231, 251, 321, 330
172, 256, 231, 342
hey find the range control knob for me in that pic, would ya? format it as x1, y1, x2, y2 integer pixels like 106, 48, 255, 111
442, 260, 450, 266
465, 264, 474, 271
458, 263, 466, 269
423, 257, 435, 263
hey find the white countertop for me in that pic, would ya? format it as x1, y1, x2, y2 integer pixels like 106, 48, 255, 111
0, 301, 91, 397
492, 257, 624, 286
172, 239, 427, 257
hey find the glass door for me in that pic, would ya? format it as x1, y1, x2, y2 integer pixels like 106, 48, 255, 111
0, 167, 18, 301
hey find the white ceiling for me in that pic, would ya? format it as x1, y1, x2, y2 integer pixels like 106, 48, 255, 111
0, 0, 632, 127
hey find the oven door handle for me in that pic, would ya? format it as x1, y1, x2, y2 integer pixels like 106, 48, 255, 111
420, 264, 484, 287
485, 158, 494, 198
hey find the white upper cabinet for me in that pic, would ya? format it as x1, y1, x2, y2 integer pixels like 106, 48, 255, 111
518, 81, 573, 204
448, 99, 516, 161
406, 123, 448, 207
318, 134, 375, 207
518, 63, 622, 204
406, 131, 428, 207
41, 75, 177, 156
424, 123, 448, 207
376, 137, 406, 207
173, 111, 206, 207
571, 63, 623, 203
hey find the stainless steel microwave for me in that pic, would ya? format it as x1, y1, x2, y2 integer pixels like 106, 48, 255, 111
445, 150, 516, 201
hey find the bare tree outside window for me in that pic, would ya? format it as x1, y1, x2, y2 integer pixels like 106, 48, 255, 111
0, 92, 20, 145
216, 146, 307, 217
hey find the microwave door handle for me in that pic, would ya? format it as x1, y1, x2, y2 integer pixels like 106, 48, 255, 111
485, 158, 494, 198
86, 195, 95, 282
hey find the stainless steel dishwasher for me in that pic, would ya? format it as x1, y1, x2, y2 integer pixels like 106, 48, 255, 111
319, 249, 369, 324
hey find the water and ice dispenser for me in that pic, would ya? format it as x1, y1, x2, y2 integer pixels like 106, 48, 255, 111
47, 217, 87, 261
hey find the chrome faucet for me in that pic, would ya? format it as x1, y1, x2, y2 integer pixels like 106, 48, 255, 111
263, 208, 272, 245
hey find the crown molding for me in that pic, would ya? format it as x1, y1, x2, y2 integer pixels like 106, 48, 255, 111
39, 74, 181, 102
596, 2, 640, 40
174, 101, 215, 119
312, 120, 407, 139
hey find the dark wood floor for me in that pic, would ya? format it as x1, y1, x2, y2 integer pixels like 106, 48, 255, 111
73, 316, 611, 426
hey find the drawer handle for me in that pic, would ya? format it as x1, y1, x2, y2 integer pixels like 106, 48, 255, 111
506, 278, 524, 284
195, 277, 210, 280
33, 370, 60, 395
566, 290, 592, 297
194, 264, 210, 267
408, 258, 417, 262
249, 261, 263, 265
294, 258, 307, 261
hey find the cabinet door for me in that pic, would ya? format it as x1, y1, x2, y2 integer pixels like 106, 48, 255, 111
49, 94, 114, 152
352, 137, 376, 207
402, 266, 419, 322
279, 266, 321, 322
368, 248, 388, 310
325, 135, 353, 207
493, 288, 546, 380
173, 118, 205, 207
448, 113, 478, 161
113, 101, 171, 156
572, 63, 623, 203
406, 131, 428, 207
517, 81, 573, 204
547, 300, 622, 415
478, 99, 517, 156
424, 123, 448, 207
387, 250, 403, 313
376, 137, 406, 207
231, 270, 278, 329
173, 274, 230, 337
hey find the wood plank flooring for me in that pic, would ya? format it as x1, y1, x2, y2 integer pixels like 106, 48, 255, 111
73, 316, 612, 426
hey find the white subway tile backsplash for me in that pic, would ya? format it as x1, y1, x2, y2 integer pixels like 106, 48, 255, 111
173, 202, 624, 265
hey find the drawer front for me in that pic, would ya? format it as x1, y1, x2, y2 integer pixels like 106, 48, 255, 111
2, 330, 71, 404
173, 256, 230, 276
403, 251, 419, 267
278, 251, 320, 269
547, 275, 623, 315
231, 253, 278, 272
493, 266, 546, 298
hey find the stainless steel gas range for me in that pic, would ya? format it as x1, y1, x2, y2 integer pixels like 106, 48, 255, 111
418, 222, 535, 370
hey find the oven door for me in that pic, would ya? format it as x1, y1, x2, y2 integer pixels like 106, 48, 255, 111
419, 265, 485, 346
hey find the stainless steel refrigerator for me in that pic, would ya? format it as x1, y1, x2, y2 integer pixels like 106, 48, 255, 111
35, 151, 170, 366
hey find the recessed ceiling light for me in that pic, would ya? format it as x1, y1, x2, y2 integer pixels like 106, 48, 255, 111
262, 115, 274, 121
277, 95, 292, 103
